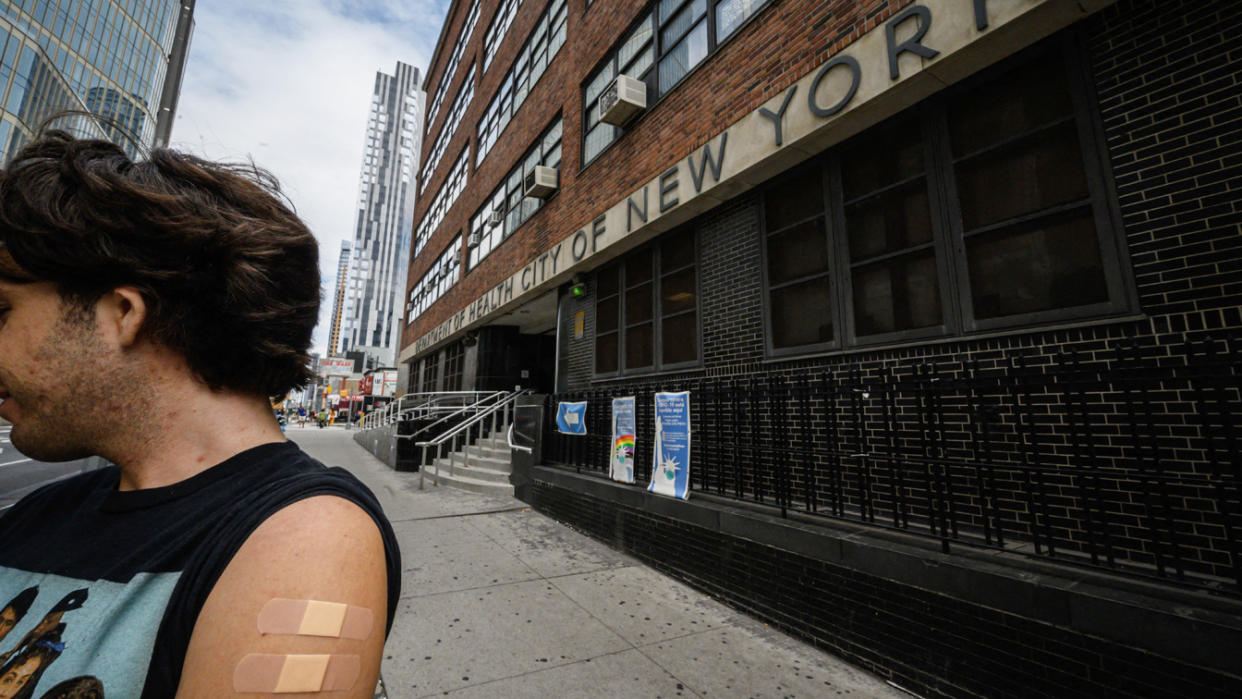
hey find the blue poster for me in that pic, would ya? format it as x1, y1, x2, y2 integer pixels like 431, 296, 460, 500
610, 396, 636, 483
555, 401, 588, 435
649, 391, 691, 499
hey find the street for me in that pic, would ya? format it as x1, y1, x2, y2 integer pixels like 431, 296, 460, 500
0, 424, 103, 511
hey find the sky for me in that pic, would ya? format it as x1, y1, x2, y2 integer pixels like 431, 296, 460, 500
171, 0, 452, 357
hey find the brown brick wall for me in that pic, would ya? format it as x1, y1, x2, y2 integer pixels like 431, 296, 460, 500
403, 0, 918, 353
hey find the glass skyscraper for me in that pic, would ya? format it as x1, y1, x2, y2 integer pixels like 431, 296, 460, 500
341, 61, 424, 368
0, 0, 194, 163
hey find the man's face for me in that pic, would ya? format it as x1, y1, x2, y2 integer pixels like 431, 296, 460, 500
0, 279, 115, 461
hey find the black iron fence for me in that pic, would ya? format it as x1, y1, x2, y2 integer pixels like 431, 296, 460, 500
543, 332, 1242, 595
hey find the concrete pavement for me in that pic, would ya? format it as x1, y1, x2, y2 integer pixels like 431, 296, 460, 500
288, 426, 906, 699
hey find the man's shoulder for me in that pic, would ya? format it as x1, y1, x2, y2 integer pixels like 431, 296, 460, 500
242, 442, 376, 502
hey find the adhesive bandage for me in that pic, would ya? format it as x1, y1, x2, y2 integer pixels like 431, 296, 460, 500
257, 598, 373, 639
233, 653, 361, 693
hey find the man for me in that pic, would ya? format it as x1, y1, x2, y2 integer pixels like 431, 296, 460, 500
0, 132, 399, 697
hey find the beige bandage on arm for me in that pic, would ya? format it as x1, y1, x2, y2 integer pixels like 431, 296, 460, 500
257, 598, 374, 639
233, 654, 361, 693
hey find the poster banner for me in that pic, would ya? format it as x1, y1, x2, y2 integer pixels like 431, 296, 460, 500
610, 396, 637, 483
555, 401, 588, 435
380, 370, 399, 397
649, 391, 691, 499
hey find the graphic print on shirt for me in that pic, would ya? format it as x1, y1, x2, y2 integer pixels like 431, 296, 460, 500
0, 570, 180, 698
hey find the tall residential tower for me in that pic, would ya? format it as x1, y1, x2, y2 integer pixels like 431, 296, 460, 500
328, 239, 351, 356
0, 0, 195, 163
340, 61, 423, 369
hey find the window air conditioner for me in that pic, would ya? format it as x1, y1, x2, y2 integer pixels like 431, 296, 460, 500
467, 230, 482, 248
599, 74, 647, 126
487, 209, 504, 228
523, 165, 558, 199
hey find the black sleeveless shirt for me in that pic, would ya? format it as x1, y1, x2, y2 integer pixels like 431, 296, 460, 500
0, 441, 401, 698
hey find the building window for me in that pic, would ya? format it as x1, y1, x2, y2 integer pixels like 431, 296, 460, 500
407, 234, 462, 323
443, 341, 465, 391
761, 39, 1131, 356
420, 63, 475, 195
764, 164, 835, 350
414, 148, 470, 257
582, 0, 773, 166
482, 0, 523, 73
476, 0, 567, 166
425, 0, 481, 135
594, 228, 699, 375
421, 351, 441, 392
468, 117, 562, 270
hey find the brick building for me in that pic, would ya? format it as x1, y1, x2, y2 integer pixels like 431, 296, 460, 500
402, 0, 1242, 693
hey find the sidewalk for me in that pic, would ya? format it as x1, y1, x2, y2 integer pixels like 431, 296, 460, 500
289, 428, 905, 699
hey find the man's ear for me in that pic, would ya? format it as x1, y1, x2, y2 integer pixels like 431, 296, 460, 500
97, 286, 148, 348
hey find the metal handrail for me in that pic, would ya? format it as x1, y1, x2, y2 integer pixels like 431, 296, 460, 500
401, 391, 509, 438
385, 391, 493, 426
363, 391, 497, 429
507, 423, 532, 454
417, 389, 532, 490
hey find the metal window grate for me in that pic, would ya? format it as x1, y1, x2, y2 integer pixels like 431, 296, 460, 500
543, 331, 1242, 596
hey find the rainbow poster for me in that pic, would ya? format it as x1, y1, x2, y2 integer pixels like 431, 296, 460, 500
610, 396, 636, 483
649, 391, 691, 499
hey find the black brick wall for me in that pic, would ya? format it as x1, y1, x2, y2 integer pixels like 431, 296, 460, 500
699, 194, 766, 372
1090, 0, 1242, 325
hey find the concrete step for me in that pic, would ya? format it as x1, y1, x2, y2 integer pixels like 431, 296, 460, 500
479, 427, 510, 448
432, 458, 511, 484
473, 438, 509, 453
466, 454, 511, 471
425, 466, 514, 497
464, 443, 509, 461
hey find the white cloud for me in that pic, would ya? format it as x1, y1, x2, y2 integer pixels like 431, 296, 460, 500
171, 0, 448, 356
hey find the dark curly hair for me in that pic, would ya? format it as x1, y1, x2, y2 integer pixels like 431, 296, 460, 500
0, 130, 320, 397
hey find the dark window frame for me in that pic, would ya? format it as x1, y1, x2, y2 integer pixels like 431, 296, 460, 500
468, 115, 563, 271
482, 0, 522, 74
420, 62, 476, 196
759, 34, 1135, 358
442, 341, 465, 391
425, 0, 481, 137
829, 109, 960, 349
580, 0, 776, 169
420, 351, 441, 392
592, 228, 702, 378
475, 0, 568, 167
407, 233, 463, 325
945, 38, 1134, 334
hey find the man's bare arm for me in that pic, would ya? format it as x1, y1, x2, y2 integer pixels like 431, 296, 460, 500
176, 495, 388, 697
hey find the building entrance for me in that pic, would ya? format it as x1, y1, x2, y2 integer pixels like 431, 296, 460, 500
472, 290, 559, 393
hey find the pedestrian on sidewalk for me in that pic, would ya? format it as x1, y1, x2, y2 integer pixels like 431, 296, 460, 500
0, 130, 400, 697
